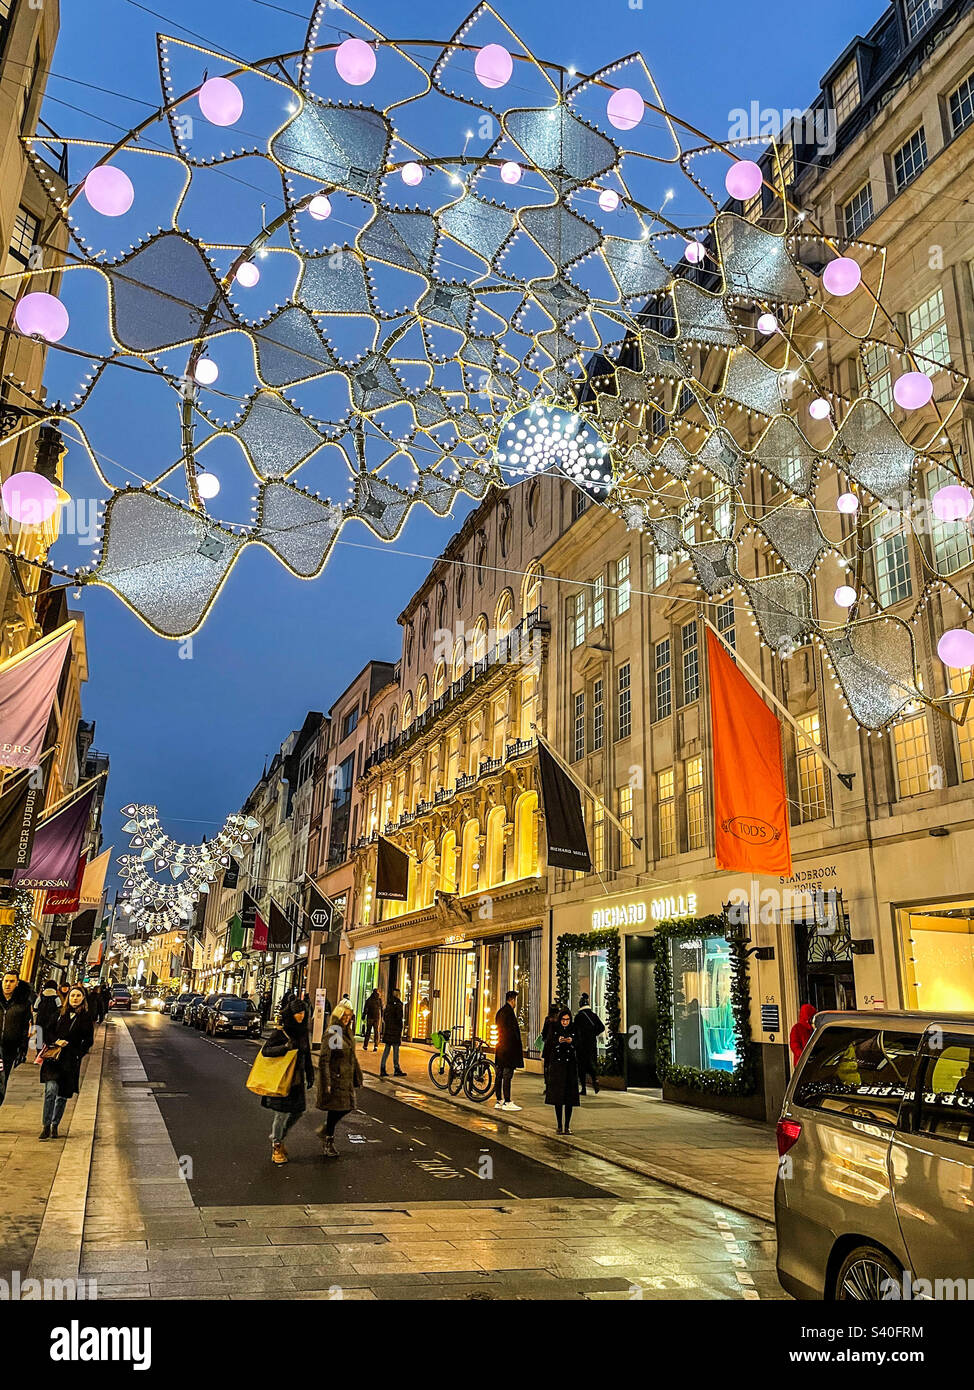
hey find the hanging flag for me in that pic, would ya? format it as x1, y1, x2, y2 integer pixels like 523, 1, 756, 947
241, 890, 268, 951
228, 913, 244, 954
0, 763, 47, 874
376, 836, 409, 901
43, 851, 88, 915
267, 899, 293, 950
12, 783, 97, 889
537, 741, 591, 872
0, 623, 74, 770
68, 908, 97, 950
252, 907, 268, 953
223, 856, 239, 889
79, 846, 113, 908
707, 627, 792, 876
306, 879, 335, 934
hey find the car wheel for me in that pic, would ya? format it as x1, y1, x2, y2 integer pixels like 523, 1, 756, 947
833, 1245, 903, 1301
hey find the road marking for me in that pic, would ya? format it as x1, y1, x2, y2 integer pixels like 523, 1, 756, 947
434, 1151, 452, 1161
409, 1136, 426, 1146
499, 1188, 518, 1198
388, 1125, 402, 1134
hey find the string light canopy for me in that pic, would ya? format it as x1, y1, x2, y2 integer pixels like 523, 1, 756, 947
4, 2, 973, 730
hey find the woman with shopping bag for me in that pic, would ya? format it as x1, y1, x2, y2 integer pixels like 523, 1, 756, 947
251, 998, 314, 1165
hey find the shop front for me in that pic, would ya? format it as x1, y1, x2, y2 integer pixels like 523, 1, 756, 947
349, 945, 379, 1032
895, 898, 974, 1014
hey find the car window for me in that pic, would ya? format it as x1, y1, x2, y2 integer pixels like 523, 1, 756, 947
220, 998, 249, 1011
909, 1035, 974, 1148
793, 1026, 919, 1123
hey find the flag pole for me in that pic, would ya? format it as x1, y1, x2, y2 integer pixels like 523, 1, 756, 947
534, 729, 642, 850
703, 619, 855, 790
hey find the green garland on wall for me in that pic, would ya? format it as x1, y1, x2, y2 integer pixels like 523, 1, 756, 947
653, 914, 755, 1096
0, 891, 34, 976
555, 927, 623, 1075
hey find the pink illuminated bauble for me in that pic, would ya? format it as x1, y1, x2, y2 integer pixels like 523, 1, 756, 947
83, 165, 134, 217
474, 43, 513, 90
724, 160, 763, 201
808, 398, 831, 420
500, 161, 522, 184
938, 628, 974, 668
757, 312, 778, 334
235, 261, 260, 288
893, 371, 934, 410
14, 293, 69, 343
308, 195, 332, 220
834, 585, 858, 608
401, 162, 423, 187
606, 87, 644, 131
837, 492, 860, 515
198, 78, 243, 127
194, 358, 218, 386
1, 471, 59, 526
335, 38, 375, 86
684, 240, 704, 265
598, 189, 620, 212
822, 256, 862, 296
932, 484, 974, 522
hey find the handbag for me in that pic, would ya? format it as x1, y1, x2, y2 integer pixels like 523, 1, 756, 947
34, 1044, 62, 1065
245, 1047, 298, 1097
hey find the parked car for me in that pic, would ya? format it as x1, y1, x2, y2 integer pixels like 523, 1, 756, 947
775, 1009, 974, 1300
192, 992, 223, 1030
108, 986, 132, 1011
181, 993, 208, 1027
206, 996, 260, 1038
147, 994, 168, 1013
169, 993, 198, 1021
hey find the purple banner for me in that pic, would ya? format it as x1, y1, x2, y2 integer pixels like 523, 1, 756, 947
13, 785, 96, 890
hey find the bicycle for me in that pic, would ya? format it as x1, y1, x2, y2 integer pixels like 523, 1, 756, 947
447, 1035, 495, 1102
427, 1027, 472, 1089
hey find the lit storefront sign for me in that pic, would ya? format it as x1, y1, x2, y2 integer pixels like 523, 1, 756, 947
353, 946, 379, 962
591, 893, 697, 930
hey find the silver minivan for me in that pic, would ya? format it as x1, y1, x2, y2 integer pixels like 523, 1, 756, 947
775, 1010, 974, 1300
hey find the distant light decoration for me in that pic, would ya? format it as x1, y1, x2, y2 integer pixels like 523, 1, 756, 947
401, 162, 423, 186
335, 37, 375, 86
193, 358, 218, 385
83, 165, 134, 217
757, 312, 778, 334
196, 471, 221, 500
932, 484, 974, 522
474, 43, 513, 89
235, 261, 260, 287
724, 160, 762, 201
307, 194, 332, 220
197, 77, 243, 126
606, 87, 644, 130
1, 471, 59, 525
834, 585, 857, 608
822, 257, 862, 296
893, 371, 934, 410
495, 402, 614, 498
938, 628, 974, 668
808, 398, 831, 420
15, 292, 69, 343
837, 492, 860, 515
683, 239, 704, 265
500, 160, 522, 184
598, 188, 620, 212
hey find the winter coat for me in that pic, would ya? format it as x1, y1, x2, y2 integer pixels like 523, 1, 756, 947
0, 981, 33, 1061
381, 997, 404, 1044
493, 1002, 524, 1070
39, 1006, 94, 1099
790, 1004, 817, 1066
573, 1006, 606, 1064
316, 1019, 363, 1112
543, 1024, 580, 1108
259, 1017, 314, 1115
363, 992, 382, 1023
34, 988, 61, 1048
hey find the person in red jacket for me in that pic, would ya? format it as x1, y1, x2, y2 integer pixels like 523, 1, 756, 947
789, 1003, 817, 1067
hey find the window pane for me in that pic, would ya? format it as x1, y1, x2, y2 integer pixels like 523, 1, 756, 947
686, 755, 706, 850
914, 1038, 974, 1146
617, 662, 631, 740
872, 508, 912, 605
669, 934, 738, 1072
658, 768, 675, 856
843, 182, 873, 238
619, 785, 634, 868
655, 639, 672, 719
949, 667, 974, 781
573, 692, 585, 761
832, 57, 860, 126
681, 620, 699, 704
793, 1026, 917, 1122
949, 73, 974, 137
893, 713, 932, 797
928, 465, 973, 574
593, 678, 604, 752
614, 554, 631, 614
906, 0, 936, 40
893, 127, 928, 191
908, 287, 949, 372
796, 712, 827, 822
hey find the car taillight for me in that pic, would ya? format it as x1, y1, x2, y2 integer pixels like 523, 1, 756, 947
776, 1118, 802, 1156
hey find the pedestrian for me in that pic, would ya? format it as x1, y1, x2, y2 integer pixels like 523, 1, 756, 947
543, 1008, 580, 1134
34, 980, 61, 1050
493, 989, 523, 1112
259, 998, 314, 1166
315, 1000, 363, 1158
91, 985, 106, 1025
259, 989, 271, 1028
362, 988, 382, 1051
379, 987, 406, 1077
574, 992, 605, 1096
0, 970, 32, 1107
38, 984, 94, 1140
789, 1004, 817, 1067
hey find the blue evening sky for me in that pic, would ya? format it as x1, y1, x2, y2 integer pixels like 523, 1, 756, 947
44, 0, 885, 869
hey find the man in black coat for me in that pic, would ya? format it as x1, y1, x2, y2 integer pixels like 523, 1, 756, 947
574, 992, 606, 1095
0, 972, 33, 1107
493, 990, 524, 1111
379, 988, 406, 1078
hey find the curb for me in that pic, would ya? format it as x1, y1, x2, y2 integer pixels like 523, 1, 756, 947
361, 1070, 775, 1226
27, 1021, 108, 1283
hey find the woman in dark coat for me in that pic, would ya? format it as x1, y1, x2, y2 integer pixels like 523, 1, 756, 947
260, 999, 314, 1165
315, 1001, 362, 1158
34, 981, 61, 1051
38, 984, 94, 1139
543, 1009, 580, 1135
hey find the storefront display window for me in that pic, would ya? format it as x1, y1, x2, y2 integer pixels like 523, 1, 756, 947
669, 933, 737, 1073
899, 904, 974, 1012
512, 930, 541, 1056
350, 950, 378, 1034
479, 940, 504, 1045
412, 951, 432, 1040
568, 946, 608, 1025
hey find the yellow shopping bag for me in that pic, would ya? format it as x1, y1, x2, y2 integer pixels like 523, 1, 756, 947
245, 1048, 298, 1098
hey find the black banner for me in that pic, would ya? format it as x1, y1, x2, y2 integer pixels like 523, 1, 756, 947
0, 765, 45, 874
305, 878, 335, 934
537, 741, 591, 872
240, 890, 259, 933
223, 856, 239, 889
376, 836, 409, 901
68, 908, 97, 950
267, 898, 293, 950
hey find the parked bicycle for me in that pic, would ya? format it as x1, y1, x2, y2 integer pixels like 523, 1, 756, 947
448, 1035, 495, 1102
428, 1027, 471, 1089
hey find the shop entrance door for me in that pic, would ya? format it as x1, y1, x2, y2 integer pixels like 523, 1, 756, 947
624, 935, 659, 1087
793, 902, 856, 1013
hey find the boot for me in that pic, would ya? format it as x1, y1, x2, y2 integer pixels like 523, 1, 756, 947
50, 1123, 59, 1139
321, 1135, 338, 1159
38, 1126, 50, 1141
271, 1141, 288, 1165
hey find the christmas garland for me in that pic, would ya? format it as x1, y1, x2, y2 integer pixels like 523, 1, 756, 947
555, 927, 623, 1076
653, 914, 756, 1096
0, 890, 34, 975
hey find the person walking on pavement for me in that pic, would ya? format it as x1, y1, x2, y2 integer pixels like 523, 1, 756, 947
543, 1008, 580, 1134
259, 998, 314, 1166
493, 990, 523, 1112
574, 992, 605, 1096
362, 989, 382, 1051
315, 1000, 363, 1158
379, 987, 406, 1077
34, 980, 61, 1050
0, 971, 32, 1107
38, 984, 93, 1140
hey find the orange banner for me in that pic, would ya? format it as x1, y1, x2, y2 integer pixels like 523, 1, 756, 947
707, 628, 792, 876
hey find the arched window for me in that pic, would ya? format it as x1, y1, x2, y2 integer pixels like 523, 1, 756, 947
439, 830, 457, 894
405, 625, 414, 668
526, 480, 540, 527
389, 705, 398, 741
419, 839, 436, 907
451, 638, 465, 683
416, 675, 429, 718
514, 791, 539, 878
455, 567, 465, 609
495, 588, 514, 639
485, 805, 507, 887
372, 715, 385, 751
469, 615, 488, 665
522, 559, 543, 617
460, 818, 481, 896
402, 692, 413, 730
432, 660, 446, 700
